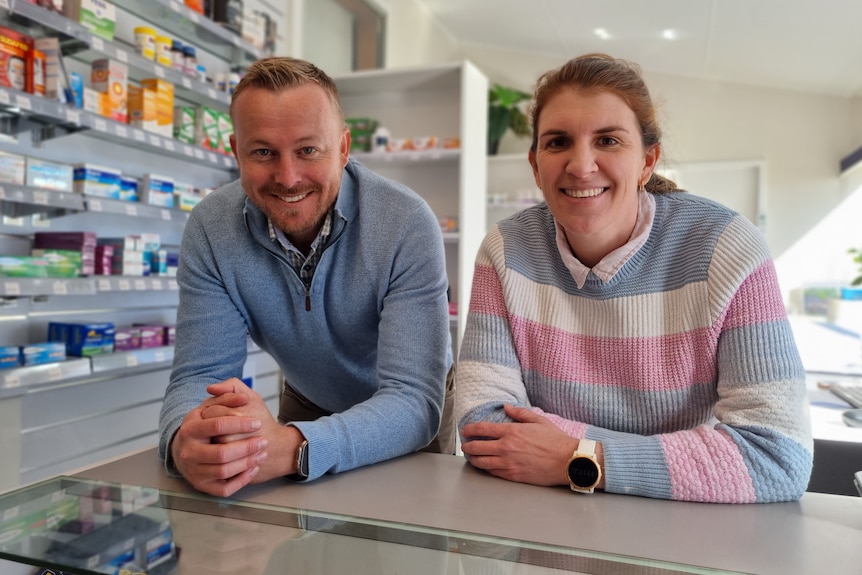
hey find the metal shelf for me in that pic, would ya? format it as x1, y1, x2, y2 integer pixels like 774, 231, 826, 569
94, 276, 178, 293
89, 345, 173, 373
0, 358, 92, 391
0, 183, 85, 219
352, 148, 461, 165
83, 196, 191, 222
0, 277, 97, 297
0, 87, 236, 171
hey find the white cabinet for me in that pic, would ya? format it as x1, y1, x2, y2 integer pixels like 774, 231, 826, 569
0, 0, 279, 489
336, 62, 488, 350
486, 152, 542, 232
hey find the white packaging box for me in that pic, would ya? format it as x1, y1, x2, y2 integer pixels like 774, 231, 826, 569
0, 150, 26, 185
26, 158, 74, 192
73, 163, 122, 198
141, 173, 175, 208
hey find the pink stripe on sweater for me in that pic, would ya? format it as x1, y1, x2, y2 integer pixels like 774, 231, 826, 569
661, 428, 756, 503
470, 264, 508, 316
511, 316, 718, 390
721, 261, 787, 330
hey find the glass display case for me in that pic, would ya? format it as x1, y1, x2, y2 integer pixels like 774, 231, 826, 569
0, 476, 745, 575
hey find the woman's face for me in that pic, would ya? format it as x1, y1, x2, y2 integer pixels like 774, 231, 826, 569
529, 87, 659, 253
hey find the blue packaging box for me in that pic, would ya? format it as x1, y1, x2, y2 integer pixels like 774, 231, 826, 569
0, 345, 21, 369
49, 322, 115, 356
20, 342, 66, 366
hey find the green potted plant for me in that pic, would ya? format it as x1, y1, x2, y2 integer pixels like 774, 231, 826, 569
487, 83, 531, 155
845, 248, 862, 292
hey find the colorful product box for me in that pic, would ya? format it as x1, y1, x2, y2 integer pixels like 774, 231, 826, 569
195, 105, 220, 151
91, 58, 127, 123
128, 84, 157, 133
30, 249, 83, 277
65, 0, 116, 41
25, 158, 74, 192
73, 163, 122, 198
0, 346, 20, 369
119, 175, 139, 202
113, 326, 141, 351
140, 78, 174, 137
48, 321, 115, 356
34, 231, 98, 248
0, 26, 33, 92
20, 341, 66, 365
217, 111, 233, 155
134, 325, 166, 348
173, 106, 195, 144
141, 174, 175, 208
33, 37, 61, 100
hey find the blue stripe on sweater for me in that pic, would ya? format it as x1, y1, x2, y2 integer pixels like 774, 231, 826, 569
498, 193, 738, 299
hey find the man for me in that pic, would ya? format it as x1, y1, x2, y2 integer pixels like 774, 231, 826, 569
158, 57, 452, 497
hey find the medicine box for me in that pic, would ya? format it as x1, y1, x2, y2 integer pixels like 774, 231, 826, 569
65, 0, 117, 41
128, 84, 156, 133
49, 321, 115, 356
0, 346, 20, 369
34, 231, 97, 248
91, 58, 127, 123
195, 105, 220, 151
134, 325, 166, 349
217, 111, 233, 155
173, 106, 195, 144
140, 78, 174, 137
73, 163, 121, 198
30, 249, 83, 277
34, 37, 61, 100
119, 175, 139, 202
20, 342, 66, 366
141, 174, 175, 208
25, 157, 74, 192
0, 26, 33, 92
113, 326, 141, 351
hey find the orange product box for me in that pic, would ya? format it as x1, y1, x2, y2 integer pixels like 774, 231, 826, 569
128, 84, 157, 133
91, 58, 127, 123
140, 78, 174, 137
184, 0, 204, 14
0, 26, 33, 92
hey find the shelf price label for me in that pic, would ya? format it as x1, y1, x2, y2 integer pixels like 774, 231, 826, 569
133, 129, 146, 142
194, 149, 204, 159
155, 350, 167, 362
182, 78, 192, 89
169, 280, 179, 290
161, 209, 172, 220
65, 109, 81, 125
134, 279, 146, 290
3, 282, 20, 296
0, 185, 4, 199
116, 49, 128, 63
115, 125, 128, 138
52, 281, 68, 295
91, 36, 104, 52
3, 374, 20, 389
48, 366, 63, 381
126, 354, 139, 367
155, 66, 165, 79
164, 140, 175, 151
0, 0, 9, 11
118, 279, 131, 291
208, 88, 217, 99
89, 199, 103, 212
0, 91, 8, 105
152, 279, 164, 290
223, 157, 233, 168
32, 191, 49, 205
125, 204, 138, 216
182, 145, 194, 157
15, 95, 31, 111
94, 118, 108, 132
98, 279, 111, 291
170, 0, 182, 12
148, 135, 161, 147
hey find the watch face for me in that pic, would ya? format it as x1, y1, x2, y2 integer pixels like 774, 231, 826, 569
568, 456, 599, 488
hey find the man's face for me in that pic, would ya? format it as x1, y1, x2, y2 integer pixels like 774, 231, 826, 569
230, 84, 350, 251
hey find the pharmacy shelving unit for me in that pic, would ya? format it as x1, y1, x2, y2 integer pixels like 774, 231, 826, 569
486, 151, 543, 232
339, 61, 489, 350
0, 1, 284, 490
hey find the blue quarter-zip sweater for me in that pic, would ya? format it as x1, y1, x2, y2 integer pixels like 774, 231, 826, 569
158, 158, 451, 480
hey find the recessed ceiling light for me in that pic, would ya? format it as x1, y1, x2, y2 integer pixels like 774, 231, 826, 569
594, 28, 610, 40
662, 29, 677, 40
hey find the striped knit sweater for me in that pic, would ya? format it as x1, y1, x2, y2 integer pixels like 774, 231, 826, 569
455, 192, 813, 503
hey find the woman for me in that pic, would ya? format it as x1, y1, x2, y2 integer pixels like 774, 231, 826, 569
455, 53, 812, 503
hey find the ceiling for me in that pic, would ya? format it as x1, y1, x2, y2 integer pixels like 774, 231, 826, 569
412, 0, 862, 98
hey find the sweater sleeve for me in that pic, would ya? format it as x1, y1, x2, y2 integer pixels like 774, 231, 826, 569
157, 204, 251, 471
456, 220, 813, 503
